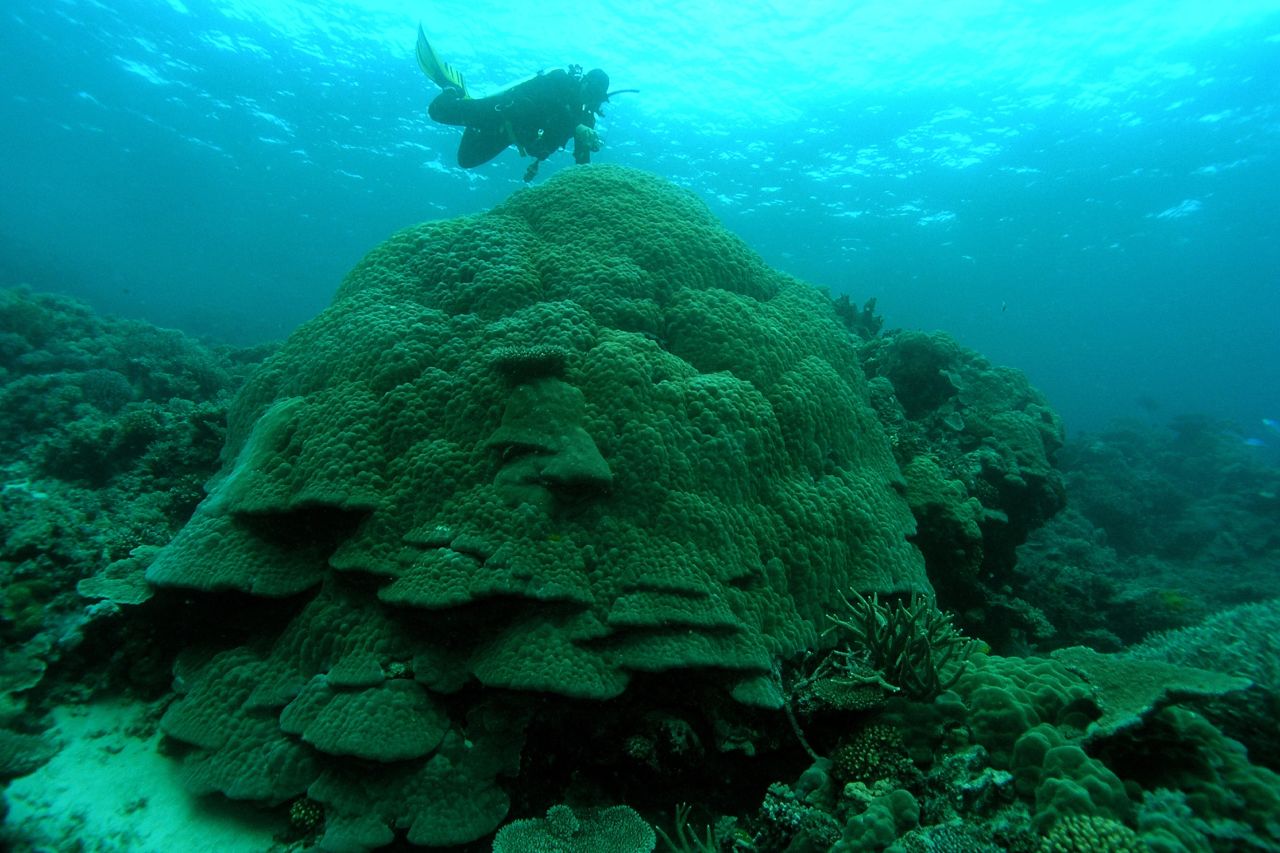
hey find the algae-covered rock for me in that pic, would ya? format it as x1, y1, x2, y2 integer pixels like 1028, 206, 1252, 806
0, 727, 56, 780
148, 166, 930, 847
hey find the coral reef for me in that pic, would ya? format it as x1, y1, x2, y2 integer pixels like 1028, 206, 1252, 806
1009, 414, 1280, 654
1008, 508, 1140, 651
146, 166, 929, 849
1055, 417, 1280, 612
0, 285, 267, 833
858, 329, 1067, 648
710, 646, 1275, 852
1127, 598, 1280, 770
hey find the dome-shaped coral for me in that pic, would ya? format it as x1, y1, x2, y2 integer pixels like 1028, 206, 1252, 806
147, 166, 929, 849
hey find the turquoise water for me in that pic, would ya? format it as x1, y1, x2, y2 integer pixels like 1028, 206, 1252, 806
1, 0, 1277, 433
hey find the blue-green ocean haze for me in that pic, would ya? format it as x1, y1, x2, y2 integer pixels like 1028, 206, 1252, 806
1, 0, 1277, 434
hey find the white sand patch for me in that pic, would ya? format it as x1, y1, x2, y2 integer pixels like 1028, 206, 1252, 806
4, 697, 293, 852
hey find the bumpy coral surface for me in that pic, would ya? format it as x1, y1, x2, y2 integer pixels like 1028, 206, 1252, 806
147, 166, 929, 848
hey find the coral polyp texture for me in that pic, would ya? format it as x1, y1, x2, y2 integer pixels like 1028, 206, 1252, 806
146, 166, 929, 848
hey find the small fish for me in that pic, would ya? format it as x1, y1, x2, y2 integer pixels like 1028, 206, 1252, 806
1243, 437, 1267, 447
1263, 417, 1280, 433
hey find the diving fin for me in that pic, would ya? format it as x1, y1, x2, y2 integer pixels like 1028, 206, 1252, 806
416, 25, 467, 96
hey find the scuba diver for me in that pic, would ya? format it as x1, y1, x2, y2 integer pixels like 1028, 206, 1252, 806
416, 25, 631, 182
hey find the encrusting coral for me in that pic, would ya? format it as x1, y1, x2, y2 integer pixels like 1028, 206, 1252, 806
492, 803, 655, 852
145, 166, 931, 849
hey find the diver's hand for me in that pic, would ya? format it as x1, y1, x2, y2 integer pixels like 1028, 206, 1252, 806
572, 125, 600, 165
574, 124, 601, 152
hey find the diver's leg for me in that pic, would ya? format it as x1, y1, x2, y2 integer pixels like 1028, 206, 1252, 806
428, 88, 468, 125
457, 126, 513, 168
427, 89, 512, 167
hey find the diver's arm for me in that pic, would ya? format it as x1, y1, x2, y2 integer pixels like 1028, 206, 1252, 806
572, 111, 600, 164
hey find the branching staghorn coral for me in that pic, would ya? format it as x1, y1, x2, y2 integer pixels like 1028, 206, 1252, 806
654, 803, 718, 853
818, 590, 978, 702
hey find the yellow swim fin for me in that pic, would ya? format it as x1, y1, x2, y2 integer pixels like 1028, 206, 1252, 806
416, 25, 467, 96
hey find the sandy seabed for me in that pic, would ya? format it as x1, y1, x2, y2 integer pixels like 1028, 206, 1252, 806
5, 698, 289, 852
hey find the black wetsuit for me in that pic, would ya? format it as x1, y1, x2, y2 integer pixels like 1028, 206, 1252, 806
428, 69, 598, 169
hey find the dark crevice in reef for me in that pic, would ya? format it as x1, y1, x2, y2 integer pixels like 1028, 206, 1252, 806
236, 504, 368, 551
505, 675, 810, 828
